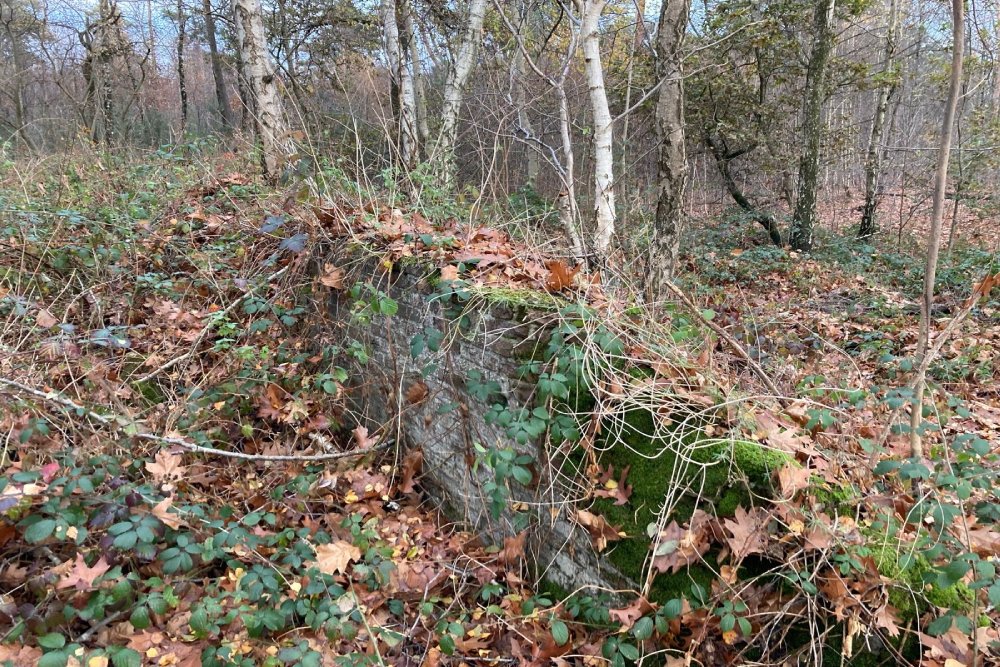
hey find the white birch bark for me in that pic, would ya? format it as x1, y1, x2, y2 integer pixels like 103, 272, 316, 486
574, 0, 616, 258
233, 0, 292, 182
382, 0, 419, 171
433, 0, 489, 184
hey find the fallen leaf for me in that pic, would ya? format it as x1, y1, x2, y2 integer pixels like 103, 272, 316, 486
320, 264, 346, 289
36, 309, 58, 328
145, 449, 185, 483
575, 509, 624, 552
313, 540, 362, 575
57, 553, 110, 591
405, 381, 429, 405
440, 265, 460, 282
397, 448, 423, 494
150, 497, 187, 530
545, 259, 581, 292
722, 506, 769, 563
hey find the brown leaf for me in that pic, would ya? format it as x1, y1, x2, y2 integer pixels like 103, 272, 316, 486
56, 553, 110, 591
36, 308, 58, 328
145, 449, 185, 483
439, 265, 460, 282
405, 381, 429, 405
722, 506, 768, 562
500, 530, 527, 566
352, 425, 378, 449
608, 596, 654, 629
575, 509, 624, 552
397, 448, 423, 494
593, 465, 633, 506
544, 259, 581, 292
313, 540, 361, 575
150, 497, 187, 530
320, 264, 346, 289
651, 512, 712, 574
777, 463, 812, 498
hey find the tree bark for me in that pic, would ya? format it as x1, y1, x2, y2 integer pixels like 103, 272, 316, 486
575, 0, 616, 259
202, 0, 233, 130
909, 0, 964, 460
649, 0, 691, 293
704, 129, 783, 246
382, 0, 420, 171
858, 0, 900, 239
790, 0, 837, 252
176, 0, 188, 134
2, 10, 38, 153
432, 0, 488, 185
233, 0, 293, 182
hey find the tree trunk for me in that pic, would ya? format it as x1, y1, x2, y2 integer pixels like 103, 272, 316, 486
704, 129, 782, 246
514, 45, 540, 189
402, 6, 430, 155
382, 0, 420, 171
649, 0, 691, 293
432, 0, 488, 185
176, 0, 188, 134
203, 0, 233, 130
909, 0, 964, 460
858, 0, 900, 239
233, 0, 293, 181
3, 19, 38, 153
575, 0, 616, 259
790, 0, 837, 252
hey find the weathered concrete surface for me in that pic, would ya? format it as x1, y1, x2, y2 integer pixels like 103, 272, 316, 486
325, 249, 631, 592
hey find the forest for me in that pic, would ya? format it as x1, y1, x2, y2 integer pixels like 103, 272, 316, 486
0, 0, 998, 665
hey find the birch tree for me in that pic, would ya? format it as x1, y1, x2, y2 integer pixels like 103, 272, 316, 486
650, 0, 691, 293
574, 0, 616, 259
382, 0, 419, 171
790, 0, 837, 252
432, 0, 489, 185
233, 0, 293, 181
176, 0, 188, 133
858, 0, 901, 239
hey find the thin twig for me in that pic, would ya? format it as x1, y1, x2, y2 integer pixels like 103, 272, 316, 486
661, 280, 788, 404
0, 377, 391, 463
132, 264, 290, 385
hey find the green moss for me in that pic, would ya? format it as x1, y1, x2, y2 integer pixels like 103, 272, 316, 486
585, 408, 792, 601
864, 530, 974, 620
811, 482, 859, 515
467, 284, 565, 312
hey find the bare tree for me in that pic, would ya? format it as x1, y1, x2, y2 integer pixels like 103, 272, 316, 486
909, 0, 964, 460
202, 0, 233, 129
650, 0, 691, 293
791, 0, 838, 252
574, 0, 616, 259
233, 0, 292, 181
858, 0, 901, 239
382, 0, 419, 171
176, 0, 188, 133
431, 0, 488, 185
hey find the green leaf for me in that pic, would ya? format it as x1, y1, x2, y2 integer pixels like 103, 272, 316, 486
738, 616, 752, 636
720, 614, 735, 633
663, 598, 683, 619
130, 606, 151, 630
37, 633, 66, 650
511, 466, 533, 486
189, 607, 210, 635
37, 653, 68, 667
618, 643, 640, 661
110, 648, 142, 667
24, 518, 57, 543
632, 616, 654, 640
550, 619, 569, 645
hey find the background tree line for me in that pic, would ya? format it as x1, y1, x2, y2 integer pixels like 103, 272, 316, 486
0, 0, 993, 279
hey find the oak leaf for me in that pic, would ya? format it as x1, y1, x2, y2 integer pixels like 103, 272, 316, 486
57, 553, 110, 591
575, 509, 624, 552
320, 264, 346, 289
145, 449, 185, 483
722, 506, 768, 562
313, 540, 362, 575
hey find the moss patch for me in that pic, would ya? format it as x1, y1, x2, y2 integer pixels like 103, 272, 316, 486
588, 408, 792, 601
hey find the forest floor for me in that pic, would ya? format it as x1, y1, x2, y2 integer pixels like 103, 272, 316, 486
0, 148, 997, 666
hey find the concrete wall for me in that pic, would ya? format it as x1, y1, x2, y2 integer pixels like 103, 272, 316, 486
326, 250, 630, 592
